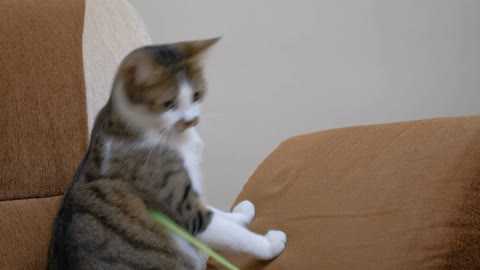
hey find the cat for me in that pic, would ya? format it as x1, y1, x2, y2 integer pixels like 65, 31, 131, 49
47, 38, 286, 270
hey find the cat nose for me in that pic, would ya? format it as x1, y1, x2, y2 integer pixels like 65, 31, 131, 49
181, 117, 199, 128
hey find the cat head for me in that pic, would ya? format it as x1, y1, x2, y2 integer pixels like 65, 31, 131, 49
112, 38, 219, 135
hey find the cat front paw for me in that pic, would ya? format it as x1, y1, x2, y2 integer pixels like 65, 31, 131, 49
232, 200, 255, 226
264, 230, 287, 260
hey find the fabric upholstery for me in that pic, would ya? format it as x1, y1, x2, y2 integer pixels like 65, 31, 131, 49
0, 0, 87, 201
208, 116, 480, 270
0, 0, 151, 269
0, 196, 61, 269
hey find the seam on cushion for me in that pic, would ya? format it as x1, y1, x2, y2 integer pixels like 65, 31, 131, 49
0, 193, 63, 203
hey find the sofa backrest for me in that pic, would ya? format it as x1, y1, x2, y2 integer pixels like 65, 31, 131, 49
0, 0, 150, 268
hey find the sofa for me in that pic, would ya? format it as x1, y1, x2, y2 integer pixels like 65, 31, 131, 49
1, 1, 479, 269
207, 116, 480, 270
0, 0, 150, 268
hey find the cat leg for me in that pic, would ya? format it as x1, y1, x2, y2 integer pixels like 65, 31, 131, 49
139, 166, 284, 259
197, 213, 286, 260
208, 200, 255, 227
231, 200, 255, 223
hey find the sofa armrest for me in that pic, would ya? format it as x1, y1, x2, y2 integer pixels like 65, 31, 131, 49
209, 116, 480, 270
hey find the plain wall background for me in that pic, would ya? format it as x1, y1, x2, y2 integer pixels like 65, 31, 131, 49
129, 0, 480, 209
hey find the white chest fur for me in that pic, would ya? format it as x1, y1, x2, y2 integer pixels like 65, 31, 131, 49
166, 128, 208, 269
167, 128, 204, 194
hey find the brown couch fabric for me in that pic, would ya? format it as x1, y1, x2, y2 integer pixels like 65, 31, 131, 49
0, 1, 154, 269
0, 0, 87, 201
0, 0, 86, 269
209, 116, 480, 270
0, 196, 61, 269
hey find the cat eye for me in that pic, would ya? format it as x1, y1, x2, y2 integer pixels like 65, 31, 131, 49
163, 100, 176, 110
193, 92, 202, 102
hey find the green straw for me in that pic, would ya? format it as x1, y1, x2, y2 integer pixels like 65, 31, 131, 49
148, 210, 240, 270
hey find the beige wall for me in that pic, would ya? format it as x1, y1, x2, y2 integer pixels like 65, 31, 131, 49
129, 0, 480, 209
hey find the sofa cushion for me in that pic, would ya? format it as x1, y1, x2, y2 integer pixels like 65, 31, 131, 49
0, 0, 152, 268
0, 196, 61, 269
209, 116, 480, 270
0, 0, 87, 201
0, 0, 152, 201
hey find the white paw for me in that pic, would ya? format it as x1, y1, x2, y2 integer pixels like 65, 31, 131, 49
264, 230, 287, 260
232, 200, 255, 225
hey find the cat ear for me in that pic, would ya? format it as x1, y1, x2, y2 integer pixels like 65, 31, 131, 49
176, 37, 221, 60
120, 51, 156, 86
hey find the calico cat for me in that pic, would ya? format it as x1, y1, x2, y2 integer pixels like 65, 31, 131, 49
47, 38, 286, 270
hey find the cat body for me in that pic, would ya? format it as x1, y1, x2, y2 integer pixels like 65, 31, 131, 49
47, 39, 286, 270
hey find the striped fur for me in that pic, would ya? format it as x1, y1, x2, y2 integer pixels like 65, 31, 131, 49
47, 40, 217, 270
47, 38, 286, 270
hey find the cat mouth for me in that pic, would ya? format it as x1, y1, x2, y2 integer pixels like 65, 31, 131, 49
174, 117, 199, 131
